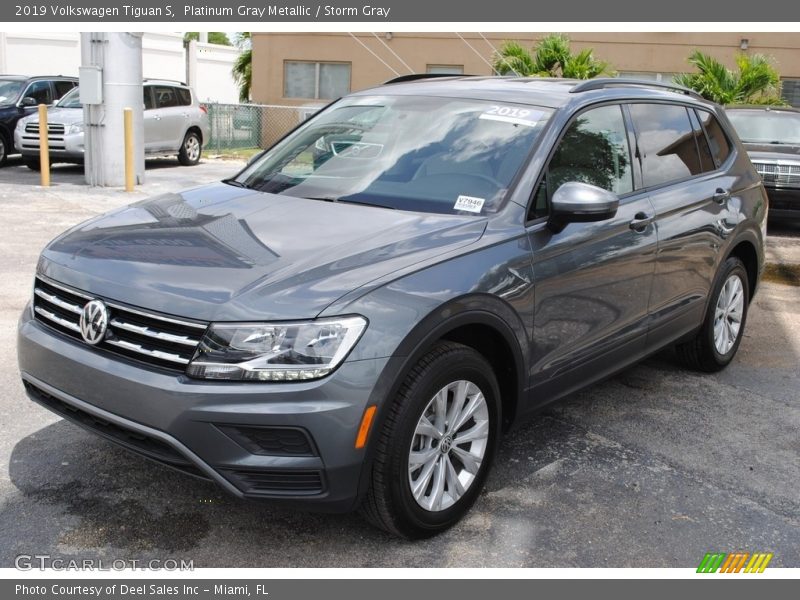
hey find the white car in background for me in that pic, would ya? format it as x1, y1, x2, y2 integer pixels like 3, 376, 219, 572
15, 79, 210, 169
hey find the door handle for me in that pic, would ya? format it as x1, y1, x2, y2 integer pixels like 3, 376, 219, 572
713, 188, 730, 204
629, 212, 654, 231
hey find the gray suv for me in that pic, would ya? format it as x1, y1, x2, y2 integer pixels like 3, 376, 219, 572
14, 80, 209, 169
17, 76, 767, 538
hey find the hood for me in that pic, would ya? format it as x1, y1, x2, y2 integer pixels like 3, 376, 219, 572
744, 142, 800, 163
17, 107, 82, 127
39, 182, 487, 321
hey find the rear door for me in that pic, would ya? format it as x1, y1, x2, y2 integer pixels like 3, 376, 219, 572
143, 85, 166, 152
526, 103, 658, 406
151, 85, 186, 151
628, 103, 733, 349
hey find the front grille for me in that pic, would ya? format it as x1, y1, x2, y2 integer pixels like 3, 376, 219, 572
24, 380, 209, 480
217, 425, 318, 457
32, 276, 207, 371
25, 122, 66, 135
221, 468, 325, 496
22, 122, 66, 149
752, 162, 800, 186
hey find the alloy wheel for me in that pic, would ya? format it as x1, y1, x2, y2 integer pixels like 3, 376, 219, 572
713, 274, 744, 355
408, 380, 489, 512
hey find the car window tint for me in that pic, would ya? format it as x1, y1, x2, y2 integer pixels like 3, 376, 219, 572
53, 80, 76, 100
696, 109, 732, 167
177, 87, 192, 106
143, 87, 155, 110
630, 104, 703, 187
154, 86, 179, 108
23, 80, 53, 105
688, 109, 716, 172
535, 105, 632, 218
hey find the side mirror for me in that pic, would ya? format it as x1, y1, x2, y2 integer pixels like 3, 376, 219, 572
548, 181, 619, 232
19, 97, 37, 107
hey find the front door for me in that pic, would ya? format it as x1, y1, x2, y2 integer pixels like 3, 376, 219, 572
526, 103, 657, 407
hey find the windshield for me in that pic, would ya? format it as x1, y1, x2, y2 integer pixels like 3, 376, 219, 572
234, 95, 552, 215
56, 86, 82, 108
0, 79, 23, 104
727, 109, 800, 145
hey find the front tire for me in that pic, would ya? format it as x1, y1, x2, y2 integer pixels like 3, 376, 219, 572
178, 130, 202, 166
361, 341, 501, 538
0, 132, 9, 167
676, 256, 749, 372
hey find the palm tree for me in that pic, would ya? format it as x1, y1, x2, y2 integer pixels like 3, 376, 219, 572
492, 34, 612, 79
231, 32, 252, 103
674, 50, 786, 105
183, 32, 232, 46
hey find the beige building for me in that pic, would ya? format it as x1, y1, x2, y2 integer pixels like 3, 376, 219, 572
251, 32, 800, 107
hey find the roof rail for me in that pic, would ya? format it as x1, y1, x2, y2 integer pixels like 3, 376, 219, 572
570, 78, 704, 100
383, 73, 469, 85
143, 78, 188, 86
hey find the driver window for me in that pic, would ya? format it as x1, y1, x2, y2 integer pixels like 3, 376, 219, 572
530, 104, 633, 220
22, 80, 53, 105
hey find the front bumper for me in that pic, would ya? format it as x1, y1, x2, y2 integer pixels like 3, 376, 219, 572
14, 128, 84, 162
764, 186, 800, 219
17, 305, 389, 512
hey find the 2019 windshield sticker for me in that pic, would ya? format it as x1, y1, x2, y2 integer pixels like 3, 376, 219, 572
479, 105, 543, 127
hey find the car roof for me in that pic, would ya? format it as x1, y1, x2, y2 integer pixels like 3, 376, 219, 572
353, 75, 716, 111
0, 75, 77, 81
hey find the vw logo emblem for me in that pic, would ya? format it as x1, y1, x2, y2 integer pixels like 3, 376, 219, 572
79, 299, 108, 345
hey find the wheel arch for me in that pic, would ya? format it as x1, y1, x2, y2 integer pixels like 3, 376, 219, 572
353, 294, 528, 505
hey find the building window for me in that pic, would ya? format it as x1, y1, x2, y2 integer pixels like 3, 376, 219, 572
619, 71, 677, 84
781, 79, 800, 108
426, 64, 464, 75
284, 61, 351, 99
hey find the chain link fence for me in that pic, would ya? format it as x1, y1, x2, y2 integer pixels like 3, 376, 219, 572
203, 103, 322, 155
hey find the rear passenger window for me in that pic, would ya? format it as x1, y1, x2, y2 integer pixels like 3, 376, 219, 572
154, 86, 179, 108
695, 109, 732, 167
688, 109, 716, 172
630, 104, 703, 187
532, 105, 633, 219
177, 88, 192, 106
53, 80, 76, 100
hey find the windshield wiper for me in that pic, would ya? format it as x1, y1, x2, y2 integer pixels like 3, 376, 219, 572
222, 178, 252, 189
303, 196, 396, 210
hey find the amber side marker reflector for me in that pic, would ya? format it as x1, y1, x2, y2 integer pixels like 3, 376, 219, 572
355, 406, 377, 449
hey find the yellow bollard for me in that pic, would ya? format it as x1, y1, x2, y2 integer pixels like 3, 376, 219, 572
38, 104, 50, 187
123, 107, 134, 192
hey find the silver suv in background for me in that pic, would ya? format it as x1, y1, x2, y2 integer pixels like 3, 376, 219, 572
15, 80, 209, 169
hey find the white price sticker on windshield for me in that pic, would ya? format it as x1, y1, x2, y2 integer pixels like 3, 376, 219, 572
454, 195, 485, 213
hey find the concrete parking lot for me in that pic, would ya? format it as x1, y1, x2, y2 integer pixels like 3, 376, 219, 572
0, 159, 798, 568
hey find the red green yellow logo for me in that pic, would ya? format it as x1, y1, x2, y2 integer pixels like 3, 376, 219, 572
697, 552, 773, 573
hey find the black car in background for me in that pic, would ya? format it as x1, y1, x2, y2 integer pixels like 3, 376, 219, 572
727, 106, 800, 220
0, 75, 78, 165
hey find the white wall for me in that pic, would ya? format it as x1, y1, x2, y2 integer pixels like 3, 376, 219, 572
0, 32, 241, 103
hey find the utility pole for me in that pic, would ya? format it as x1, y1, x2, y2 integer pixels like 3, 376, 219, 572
80, 32, 145, 187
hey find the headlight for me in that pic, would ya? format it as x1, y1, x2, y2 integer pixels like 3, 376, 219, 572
67, 123, 84, 135
186, 316, 367, 381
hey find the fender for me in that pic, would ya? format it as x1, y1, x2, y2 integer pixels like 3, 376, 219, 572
351, 294, 528, 507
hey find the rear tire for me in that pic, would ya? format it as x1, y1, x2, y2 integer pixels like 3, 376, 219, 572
178, 130, 202, 166
676, 256, 749, 372
0, 132, 9, 167
361, 341, 501, 538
